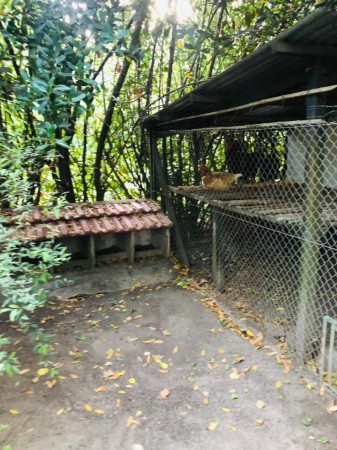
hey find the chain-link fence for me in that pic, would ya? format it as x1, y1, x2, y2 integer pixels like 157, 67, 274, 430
159, 122, 337, 386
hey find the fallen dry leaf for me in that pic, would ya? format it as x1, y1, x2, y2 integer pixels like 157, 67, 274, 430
112, 370, 126, 380
45, 379, 57, 389
95, 409, 105, 414
128, 378, 136, 384
326, 403, 337, 413
172, 346, 179, 354
160, 389, 170, 399
95, 385, 108, 393
252, 332, 264, 346
106, 348, 114, 359
256, 418, 265, 426
143, 339, 156, 344
126, 416, 140, 427
229, 370, 241, 380
125, 337, 138, 343
320, 385, 325, 396
9, 409, 19, 415
70, 373, 79, 379
256, 400, 265, 409
283, 361, 291, 374
221, 407, 231, 412
37, 368, 49, 377
56, 408, 65, 416
203, 397, 209, 405
162, 330, 170, 336
85, 404, 92, 412
207, 421, 219, 431
232, 356, 245, 365
207, 362, 219, 370
275, 381, 282, 389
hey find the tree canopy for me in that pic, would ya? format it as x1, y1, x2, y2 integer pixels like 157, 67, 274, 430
1, 0, 335, 205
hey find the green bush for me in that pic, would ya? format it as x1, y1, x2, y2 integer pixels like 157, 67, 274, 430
0, 137, 70, 376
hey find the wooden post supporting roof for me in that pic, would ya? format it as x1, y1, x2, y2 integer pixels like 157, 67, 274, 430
149, 131, 190, 268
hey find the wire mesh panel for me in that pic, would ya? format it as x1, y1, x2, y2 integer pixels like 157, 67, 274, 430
162, 122, 337, 370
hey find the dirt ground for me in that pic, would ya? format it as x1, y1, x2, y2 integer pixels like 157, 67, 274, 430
1, 257, 337, 450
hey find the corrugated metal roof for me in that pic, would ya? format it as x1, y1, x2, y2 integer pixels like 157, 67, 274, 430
142, 8, 337, 134
3, 200, 172, 242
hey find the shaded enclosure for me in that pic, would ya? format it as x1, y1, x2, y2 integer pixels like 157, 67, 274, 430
141, 9, 337, 391
156, 122, 337, 377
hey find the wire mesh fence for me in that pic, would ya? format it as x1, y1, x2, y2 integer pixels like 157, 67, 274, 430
159, 121, 337, 387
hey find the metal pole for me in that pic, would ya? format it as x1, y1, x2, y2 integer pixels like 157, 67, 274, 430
295, 57, 326, 360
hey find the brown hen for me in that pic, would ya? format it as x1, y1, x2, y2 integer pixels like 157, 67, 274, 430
199, 164, 242, 190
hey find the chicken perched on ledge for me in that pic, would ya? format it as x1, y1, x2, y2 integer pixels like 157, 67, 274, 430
199, 163, 242, 190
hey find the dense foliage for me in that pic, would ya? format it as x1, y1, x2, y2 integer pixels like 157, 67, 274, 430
0, 136, 69, 375
2, 0, 335, 204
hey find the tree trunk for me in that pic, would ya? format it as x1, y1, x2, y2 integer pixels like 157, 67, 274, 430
56, 129, 76, 203
94, 1, 148, 201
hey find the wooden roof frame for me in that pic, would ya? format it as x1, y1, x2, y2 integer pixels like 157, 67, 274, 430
142, 8, 337, 135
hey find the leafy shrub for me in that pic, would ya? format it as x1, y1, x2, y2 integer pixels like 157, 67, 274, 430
0, 136, 70, 376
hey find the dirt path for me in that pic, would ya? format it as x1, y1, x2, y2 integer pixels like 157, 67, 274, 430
1, 259, 336, 450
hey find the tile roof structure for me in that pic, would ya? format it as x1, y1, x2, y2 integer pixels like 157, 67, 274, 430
3, 199, 173, 242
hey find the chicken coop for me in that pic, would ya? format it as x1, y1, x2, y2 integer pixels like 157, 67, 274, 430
142, 8, 337, 387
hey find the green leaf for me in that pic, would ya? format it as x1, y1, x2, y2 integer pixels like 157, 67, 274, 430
55, 139, 70, 149
36, 144, 50, 151
31, 78, 48, 94
318, 436, 329, 444
2, 445, 13, 450
71, 92, 86, 102
52, 85, 71, 94
0, 424, 9, 431
82, 78, 98, 88
19, 69, 30, 82
76, 335, 86, 341
301, 416, 312, 427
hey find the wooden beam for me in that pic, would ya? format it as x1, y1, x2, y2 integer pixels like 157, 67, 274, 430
271, 41, 337, 58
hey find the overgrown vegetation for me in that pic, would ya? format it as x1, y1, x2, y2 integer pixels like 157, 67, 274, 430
0, 136, 69, 376
2, 0, 335, 203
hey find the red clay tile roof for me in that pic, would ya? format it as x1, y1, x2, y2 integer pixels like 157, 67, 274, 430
3, 200, 172, 242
